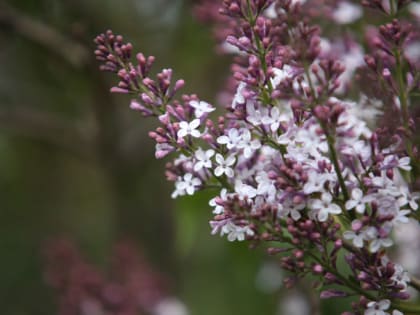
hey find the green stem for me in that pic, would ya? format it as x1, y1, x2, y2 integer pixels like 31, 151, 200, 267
390, 0, 396, 16
325, 132, 349, 201
395, 49, 413, 158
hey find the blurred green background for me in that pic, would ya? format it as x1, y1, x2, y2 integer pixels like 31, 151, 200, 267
0, 1, 281, 314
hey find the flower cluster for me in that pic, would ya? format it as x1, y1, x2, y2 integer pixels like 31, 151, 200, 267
43, 239, 187, 315
95, 0, 420, 314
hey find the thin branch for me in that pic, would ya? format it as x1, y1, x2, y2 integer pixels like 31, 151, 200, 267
0, 106, 95, 161
0, 2, 90, 68
409, 276, 420, 292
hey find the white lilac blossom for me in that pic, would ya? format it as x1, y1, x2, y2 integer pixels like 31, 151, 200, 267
365, 300, 403, 315
278, 198, 306, 221
214, 154, 235, 178
345, 188, 368, 214
332, 1, 363, 24
343, 229, 366, 248
365, 226, 393, 253
309, 193, 342, 222
217, 128, 242, 149
177, 119, 201, 138
209, 188, 229, 214
189, 100, 215, 118
171, 173, 201, 198
235, 180, 258, 200
246, 102, 270, 126
194, 148, 215, 171
232, 82, 246, 109
218, 221, 255, 242
237, 129, 261, 158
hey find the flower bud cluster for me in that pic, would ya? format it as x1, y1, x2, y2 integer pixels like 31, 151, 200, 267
43, 240, 185, 315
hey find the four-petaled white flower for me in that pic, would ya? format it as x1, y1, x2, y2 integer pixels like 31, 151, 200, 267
177, 119, 201, 138
217, 128, 242, 149
235, 180, 257, 200
238, 129, 261, 158
382, 155, 411, 171
365, 300, 392, 315
397, 185, 420, 210
261, 106, 288, 132
364, 227, 393, 253
278, 198, 306, 221
303, 170, 333, 194
189, 100, 215, 118
221, 222, 255, 242
174, 173, 201, 197
214, 154, 236, 178
310, 193, 342, 222
194, 148, 215, 172
343, 230, 365, 248
345, 188, 368, 214
343, 220, 366, 248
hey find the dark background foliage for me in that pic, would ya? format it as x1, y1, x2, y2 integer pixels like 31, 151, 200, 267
0, 1, 279, 314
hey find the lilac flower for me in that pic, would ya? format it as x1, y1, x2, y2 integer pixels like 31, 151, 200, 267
343, 229, 366, 248
345, 188, 368, 214
310, 193, 342, 222
222, 222, 254, 242
235, 180, 257, 200
217, 128, 242, 149
332, 2, 362, 25
177, 119, 201, 138
365, 300, 391, 315
343, 220, 366, 248
382, 156, 411, 171
232, 82, 246, 109
303, 170, 333, 195
278, 198, 306, 221
237, 129, 261, 158
172, 173, 201, 198
209, 188, 229, 214
365, 227, 393, 253
397, 186, 420, 211
194, 148, 215, 172
365, 300, 404, 315
189, 100, 215, 118
214, 154, 235, 178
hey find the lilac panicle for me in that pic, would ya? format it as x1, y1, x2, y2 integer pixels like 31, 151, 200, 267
95, 0, 420, 314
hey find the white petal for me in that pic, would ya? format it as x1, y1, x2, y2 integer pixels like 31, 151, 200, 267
217, 136, 230, 145
225, 168, 234, 178
190, 130, 201, 138
329, 204, 342, 214
214, 166, 224, 177
317, 209, 328, 222
177, 129, 187, 138
215, 154, 224, 164
190, 119, 201, 129
206, 149, 215, 158
352, 188, 363, 200
225, 155, 236, 166
345, 200, 357, 210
